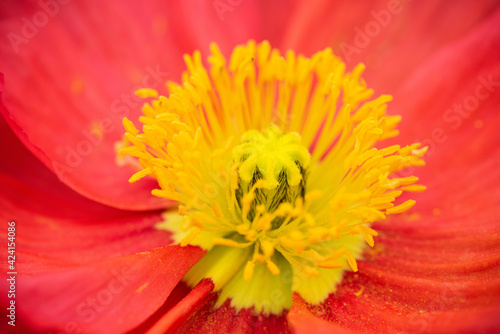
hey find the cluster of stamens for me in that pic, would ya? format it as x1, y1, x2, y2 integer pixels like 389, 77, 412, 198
120, 40, 426, 314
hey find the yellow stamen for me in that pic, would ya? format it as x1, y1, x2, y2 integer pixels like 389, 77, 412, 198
266, 260, 281, 276
386, 199, 417, 214
128, 167, 151, 183
401, 184, 427, 192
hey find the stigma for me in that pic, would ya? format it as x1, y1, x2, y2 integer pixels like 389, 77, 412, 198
120, 40, 426, 315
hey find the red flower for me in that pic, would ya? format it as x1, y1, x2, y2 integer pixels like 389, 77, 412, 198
1, 1, 500, 333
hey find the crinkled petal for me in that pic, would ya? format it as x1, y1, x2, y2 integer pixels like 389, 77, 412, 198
0, 1, 183, 210
0, 114, 170, 271
8, 246, 204, 334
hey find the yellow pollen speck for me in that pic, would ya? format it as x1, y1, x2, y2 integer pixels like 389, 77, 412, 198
354, 286, 364, 297
136, 282, 149, 293
120, 40, 426, 315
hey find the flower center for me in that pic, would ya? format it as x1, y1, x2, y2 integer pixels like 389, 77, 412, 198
227, 126, 311, 280
119, 40, 427, 315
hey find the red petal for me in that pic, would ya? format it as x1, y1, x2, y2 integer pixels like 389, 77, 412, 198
390, 7, 500, 204
0, 1, 186, 210
7, 245, 204, 334
391, 7, 500, 152
281, 0, 499, 94
0, 114, 172, 271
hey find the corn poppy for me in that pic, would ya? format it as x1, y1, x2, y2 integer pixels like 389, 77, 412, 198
1, 1, 499, 333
